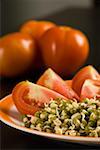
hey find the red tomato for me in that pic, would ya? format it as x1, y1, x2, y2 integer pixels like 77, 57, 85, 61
20, 20, 56, 41
20, 20, 38, 36
65, 80, 72, 88
72, 65, 100, 96
12, 81, 66, 114
37, 68, 79, 100
0, 32, 36, 77
39, 26, 89, 76
80, 79, 100, 100
20, 20, 55, 69
59, 26, 72, 31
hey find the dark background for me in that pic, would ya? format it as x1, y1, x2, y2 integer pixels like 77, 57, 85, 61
0, 0, 100, 149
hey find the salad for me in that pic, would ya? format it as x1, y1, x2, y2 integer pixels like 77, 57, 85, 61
22, 98, 100, 137
12, 65, 100, 137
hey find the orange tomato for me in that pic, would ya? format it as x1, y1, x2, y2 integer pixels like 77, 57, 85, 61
20, 20, 56, 69
12, 81, 66, 114
37, 68, 79, 100
65, 80, 72, 88
0, 32, 36, 77
20, 20, 56, 41
59, 26, 72, 31
20, 20, 37, 36
39, 26, 89, 76
80, 79, 100, 100
72, 65, 100, 96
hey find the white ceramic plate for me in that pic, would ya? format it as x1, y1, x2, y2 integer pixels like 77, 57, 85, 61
0, 94, 100, 145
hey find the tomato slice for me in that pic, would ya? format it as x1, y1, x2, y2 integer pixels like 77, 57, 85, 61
37, 68, 79, 100
72, 65, 100, 96
12, 81, 67, 115
65, 80, 72, 88
80, 79, 100, 100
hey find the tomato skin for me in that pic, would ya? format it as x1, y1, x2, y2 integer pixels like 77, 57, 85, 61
39, 26, 89, 76
20, 20, 38, 37
72, 65, 100, 96
63, 29, 89, 74
37, 68, 79, 100
12, 81, 67, 115
39, 27, 66, 74
0, 32, 36, 77
59, 26, 72, 31
65, 80, 72, 88
20, 20, 55, 69
20, 20, 56, 41
80, 79, 100, 100
12, 81, 40, 114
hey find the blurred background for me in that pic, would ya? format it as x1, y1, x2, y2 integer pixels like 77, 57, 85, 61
0, 0, 100, 98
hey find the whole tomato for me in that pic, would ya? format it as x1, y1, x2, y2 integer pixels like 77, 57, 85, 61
39, 26, 89, 76
20, 20, 56, 69
20, 20, 56, 41
0, 32, 36, 77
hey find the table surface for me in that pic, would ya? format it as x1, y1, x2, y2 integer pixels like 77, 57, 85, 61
1, 7, 100, 149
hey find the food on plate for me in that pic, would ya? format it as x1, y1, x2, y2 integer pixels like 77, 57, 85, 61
65, 80, 72, 88
12, 66, 100, 115
12, 81, 67, 115
0, 32, 36, 77
37, 68, 79, 100
12, 65, 100, 137
80, 79, 100, 100
22, 98, 100, 137
39, 26, 89, 76
20, 20, 56, 41
72, 65, 100, 96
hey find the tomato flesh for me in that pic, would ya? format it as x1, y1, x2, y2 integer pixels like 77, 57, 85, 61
37, 68, 79, 100
65, 80, 72, 88
72, 65, 100, 96
81, 79, 100, 100
12, 81, 67, 115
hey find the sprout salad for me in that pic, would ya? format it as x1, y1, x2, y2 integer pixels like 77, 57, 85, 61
22, 98, 100, 137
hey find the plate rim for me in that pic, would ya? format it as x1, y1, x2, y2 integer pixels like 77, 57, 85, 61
0, 94, 100, 144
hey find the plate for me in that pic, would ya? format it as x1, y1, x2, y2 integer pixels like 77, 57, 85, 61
0, 95, 100, 145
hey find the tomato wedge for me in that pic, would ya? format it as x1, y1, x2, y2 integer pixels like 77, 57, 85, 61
72, 65, 100, 96
12, 81, 67, 115
65, 80, 72, 88
80, 79, 100, 100
37, 68, 79, 100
